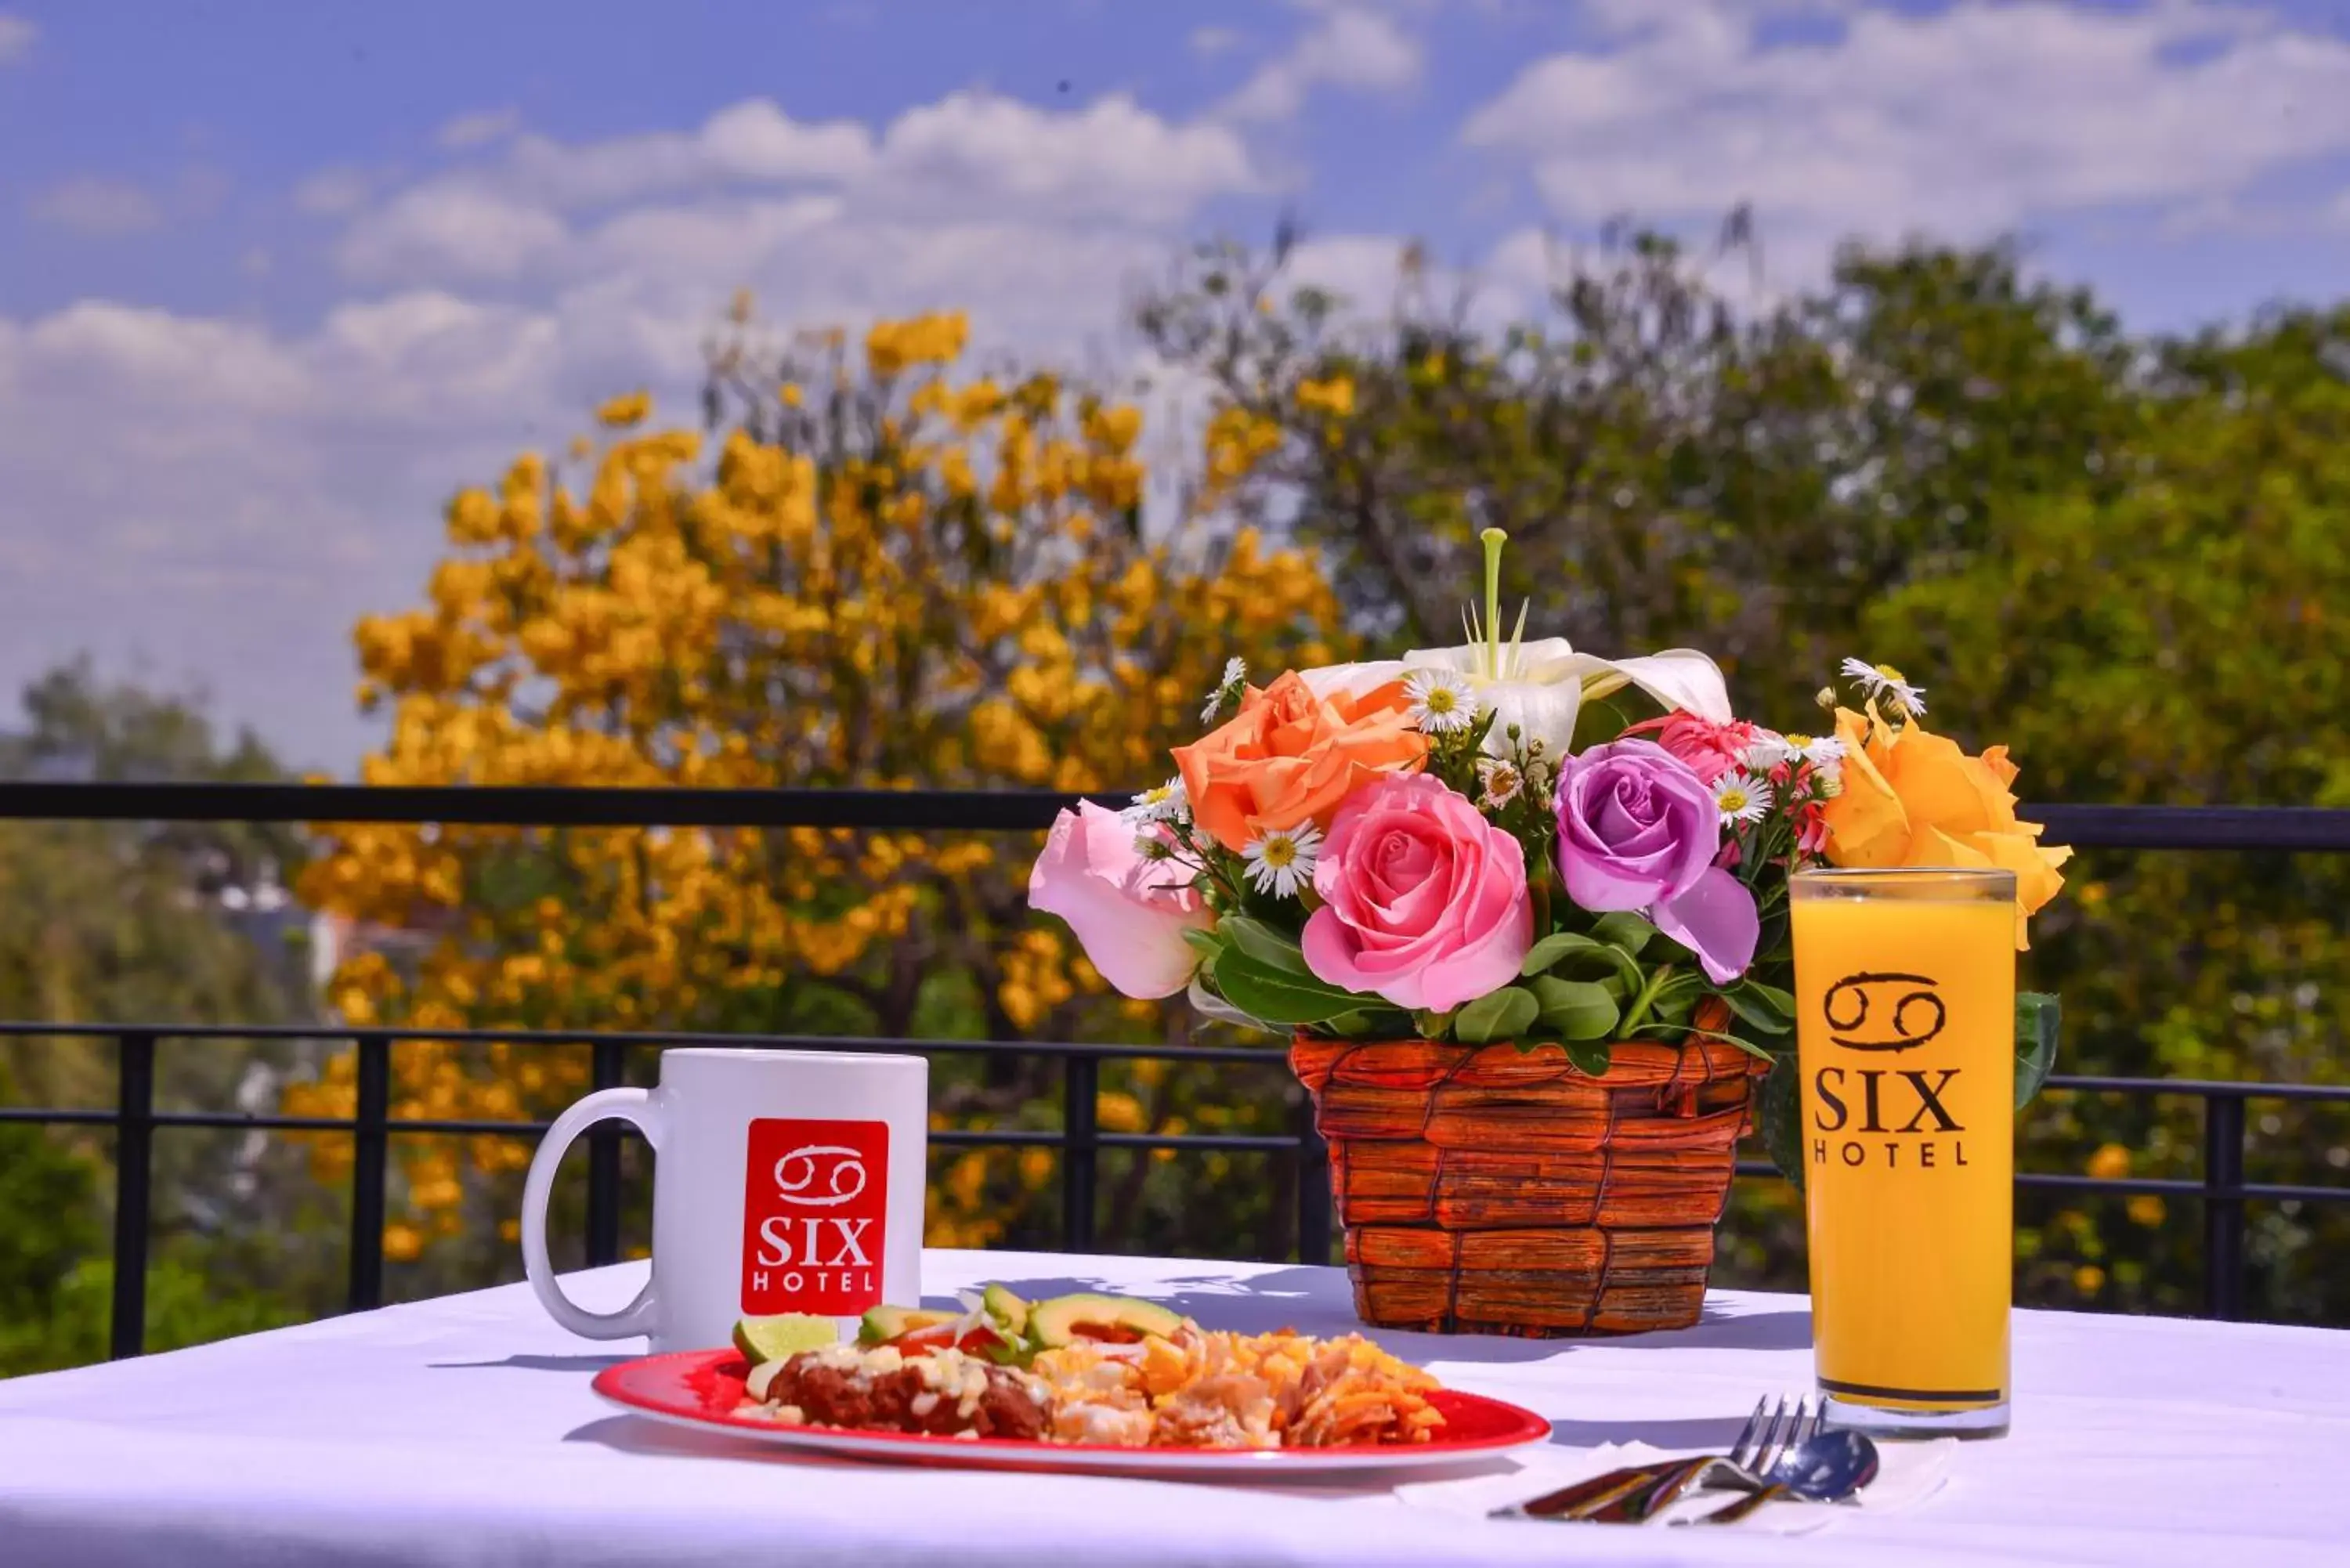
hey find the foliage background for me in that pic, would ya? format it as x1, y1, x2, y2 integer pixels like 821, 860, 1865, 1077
2, 223, 2345, 1371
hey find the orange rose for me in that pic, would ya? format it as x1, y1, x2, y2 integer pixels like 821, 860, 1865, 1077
1821, 706, 2072, 947
1173, 670, 1428, 852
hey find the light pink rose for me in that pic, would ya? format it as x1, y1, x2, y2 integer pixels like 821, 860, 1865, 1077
1302, 774, 1533, 1013
1029, 804, 1213, 999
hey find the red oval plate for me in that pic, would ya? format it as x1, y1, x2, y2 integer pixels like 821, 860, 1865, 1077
593, 1349, 1552, 1476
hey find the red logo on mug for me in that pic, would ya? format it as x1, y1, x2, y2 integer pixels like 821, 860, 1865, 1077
740, 1118, 888, 1315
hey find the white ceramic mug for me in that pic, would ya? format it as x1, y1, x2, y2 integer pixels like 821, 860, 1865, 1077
520, 1047, 927, 1353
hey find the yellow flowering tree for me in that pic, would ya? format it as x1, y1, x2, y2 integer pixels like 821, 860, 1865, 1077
289, 309, 1347, 1274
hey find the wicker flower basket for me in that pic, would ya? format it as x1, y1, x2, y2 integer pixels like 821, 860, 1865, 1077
1290, 1013, 1766, 1337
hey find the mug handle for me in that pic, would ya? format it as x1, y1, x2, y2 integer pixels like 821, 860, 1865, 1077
521, 1087, 664, 1340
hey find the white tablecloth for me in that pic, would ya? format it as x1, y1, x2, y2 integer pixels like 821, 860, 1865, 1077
1, 1250, 2344, 1567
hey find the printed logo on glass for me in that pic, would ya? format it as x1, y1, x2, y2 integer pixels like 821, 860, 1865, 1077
740, 1118, 888, 1315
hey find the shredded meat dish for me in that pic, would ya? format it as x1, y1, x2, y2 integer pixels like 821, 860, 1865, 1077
743, 1344, 1050, 1440
735, 1328, 1444, 1451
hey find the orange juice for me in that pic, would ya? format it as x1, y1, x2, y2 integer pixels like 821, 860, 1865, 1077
1791, 869, 2016, 1438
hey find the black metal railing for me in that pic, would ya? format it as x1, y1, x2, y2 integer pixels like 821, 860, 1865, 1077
2, 784, 2346, 1358
0, 1021, 1328, 1362
1737, 1075, 2350, 1321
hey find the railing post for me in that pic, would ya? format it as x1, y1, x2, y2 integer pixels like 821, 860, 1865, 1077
2204, 1090, 2247, 1321
108, 1031, 157, 1360
586, 1037, 625, 1267
348, 1037, 391, 1313
1061, 1054, 1098, 1252
1293, 1095, 1332, 1267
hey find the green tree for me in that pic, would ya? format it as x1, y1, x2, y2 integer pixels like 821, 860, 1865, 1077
0, 662, 334, 1373
1874, 308, 2350, 1317
1139, 232, 2141, 721
1141, 230, 2350, 1321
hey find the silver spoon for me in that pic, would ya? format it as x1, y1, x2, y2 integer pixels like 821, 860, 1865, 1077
1679, 1428, 1881, 1525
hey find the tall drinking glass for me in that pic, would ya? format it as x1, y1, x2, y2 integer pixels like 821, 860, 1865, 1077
1790, 867, 2016, 1439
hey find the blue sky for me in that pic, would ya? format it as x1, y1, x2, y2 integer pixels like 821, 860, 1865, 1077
7, 0, 2350, 769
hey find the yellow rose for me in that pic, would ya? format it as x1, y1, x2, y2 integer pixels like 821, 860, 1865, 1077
1820, 706, 2070, 947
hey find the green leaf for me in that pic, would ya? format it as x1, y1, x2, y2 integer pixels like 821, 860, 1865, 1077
2016, 991, 2061, 1111
1520, 931, 1603, 975
1636, 971, 1703, 1031
1760, 1049, 1806, 1190
1185, 978, 1272, 1034
1452, 985, 1541, 1045
1591, 911, 1657, 956
1220, 916, 1308, 974
1328, 1007, 1415, 1039
1527, 976, 1619, 1040
1524, 930, 1647, 993
1211, 950, 1369, 1027
1180, 928, 1226, 961
1744, 979, 1797, 1014
1716, 985, 1792, 1036
1564, 1040, 1614, 1078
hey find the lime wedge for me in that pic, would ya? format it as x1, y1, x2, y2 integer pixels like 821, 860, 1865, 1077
732, 1312, 841, 1365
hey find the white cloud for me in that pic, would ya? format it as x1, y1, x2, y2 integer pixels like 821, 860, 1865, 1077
1282, 233, 1421, 309
1191, 25, 1245, 59
0, 12, 34, 65
338, 184, 571, 282
1461, 0, 2350, 269
1220, 2, 1423, 122
333, 90, 1259, 289
0, 291, 573, 768
438, 107, 522, 150
29, 177, 164, 237
295, 167, 374, 217
1, 85, 1272, 766
699, 99, 876, 183
870, 92, 1257, 222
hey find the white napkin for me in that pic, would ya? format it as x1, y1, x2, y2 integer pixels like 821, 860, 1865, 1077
1392, 1437, 1955, 1534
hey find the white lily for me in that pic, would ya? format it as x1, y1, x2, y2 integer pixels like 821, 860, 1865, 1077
1298, 530, 1731, 756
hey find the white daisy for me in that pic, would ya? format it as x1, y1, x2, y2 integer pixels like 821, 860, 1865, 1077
1404, 667, 1478, 735
1713, 771, 1774, 826
1132, 830, 1177, 862
1839, 657, 1927, 717
1748, 732, 1847, 778
1476, 756, 1524, 810
1123, 775, 1188, 825
1241, 824, 1322, 899
1200, 658, 1248, 724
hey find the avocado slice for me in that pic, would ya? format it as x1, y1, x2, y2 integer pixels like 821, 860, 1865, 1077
981, 1283, 1030, 1336
732, 1313, 841, 1365
1027, 1292, 1187, 1349
856, 1305, 959, 1346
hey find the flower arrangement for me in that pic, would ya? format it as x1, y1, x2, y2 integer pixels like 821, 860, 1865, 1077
1029, 529, 2070, 1184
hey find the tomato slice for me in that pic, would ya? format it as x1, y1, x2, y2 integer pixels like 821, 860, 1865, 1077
887, 1323, 1008, 1358
1070, 1324, 1144, 1345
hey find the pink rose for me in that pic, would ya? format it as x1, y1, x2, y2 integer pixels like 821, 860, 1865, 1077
1302, 775, 1533, 1013
1029, 804, 1213, 999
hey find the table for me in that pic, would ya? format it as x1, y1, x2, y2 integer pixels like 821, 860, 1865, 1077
2, 1250, 2345, 1567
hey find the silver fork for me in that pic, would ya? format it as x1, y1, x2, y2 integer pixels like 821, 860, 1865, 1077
1635, 1395, 1821, 1519
1493, 1395, 1816, 1523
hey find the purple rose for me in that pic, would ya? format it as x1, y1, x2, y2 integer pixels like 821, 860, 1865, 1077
1555, 739, 1758, 985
